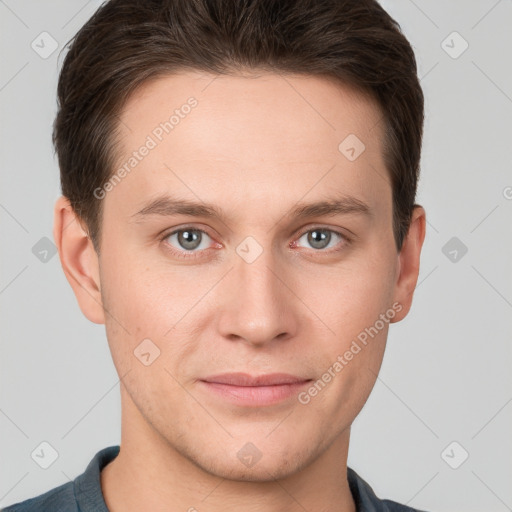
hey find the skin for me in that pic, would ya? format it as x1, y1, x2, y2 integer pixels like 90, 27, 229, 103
53, 70, 426, 512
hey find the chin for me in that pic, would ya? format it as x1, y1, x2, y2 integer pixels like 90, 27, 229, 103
202, 456, 305, 483
180, 436, 318, 483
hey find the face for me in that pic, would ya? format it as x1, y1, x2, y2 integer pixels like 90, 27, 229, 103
56, 70, 423, 482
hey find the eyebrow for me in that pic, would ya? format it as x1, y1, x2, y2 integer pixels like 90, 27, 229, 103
130, 194, 373, 223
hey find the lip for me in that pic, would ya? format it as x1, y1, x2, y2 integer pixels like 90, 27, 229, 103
199, 373, 312, 407
202, 372, 310, 386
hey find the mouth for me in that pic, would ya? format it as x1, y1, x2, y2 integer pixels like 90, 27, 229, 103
199, 373, 313, 407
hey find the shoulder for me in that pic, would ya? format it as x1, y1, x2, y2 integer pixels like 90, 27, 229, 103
0, 481, 77, 512
379, 498, 430, 512
347, 466, 432, 512
1, 445, 120, 512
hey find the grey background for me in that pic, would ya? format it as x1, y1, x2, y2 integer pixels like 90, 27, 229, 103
1, 1, 511, 510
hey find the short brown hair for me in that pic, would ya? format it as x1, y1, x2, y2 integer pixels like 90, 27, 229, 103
53, 0, 424, 254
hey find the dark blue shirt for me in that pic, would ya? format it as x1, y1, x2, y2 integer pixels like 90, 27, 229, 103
1, 445, 429, 511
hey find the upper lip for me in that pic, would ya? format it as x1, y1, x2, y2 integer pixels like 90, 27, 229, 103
201, 372, 311, 386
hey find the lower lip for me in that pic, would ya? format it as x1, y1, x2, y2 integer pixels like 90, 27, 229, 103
199, 380, 311, 407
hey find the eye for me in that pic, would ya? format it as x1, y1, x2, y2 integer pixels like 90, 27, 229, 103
163, 228, 214, 253
294, 228, 348, 251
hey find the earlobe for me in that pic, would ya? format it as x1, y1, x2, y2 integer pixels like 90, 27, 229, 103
390, 205, 427, 323
53, 196, 106, 324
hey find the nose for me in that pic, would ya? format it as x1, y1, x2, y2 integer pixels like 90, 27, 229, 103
215, 245, 299, 348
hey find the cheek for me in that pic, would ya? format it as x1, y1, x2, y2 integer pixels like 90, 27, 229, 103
99, 258, 167, 356
316, 264, 394, 341
100, 258, 204, 374
304, 317, 388, 425
299, 260, 394, 406
101, 248, 170, 322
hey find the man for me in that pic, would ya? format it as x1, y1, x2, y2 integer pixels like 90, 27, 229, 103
2, 0, 429, 510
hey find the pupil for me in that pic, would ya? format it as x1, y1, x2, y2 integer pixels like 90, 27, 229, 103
308, 229, 330, 249
179, 230, 201, 250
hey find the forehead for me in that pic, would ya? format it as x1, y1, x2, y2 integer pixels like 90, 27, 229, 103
119, 70, 383, 151
108, 70, 389, 220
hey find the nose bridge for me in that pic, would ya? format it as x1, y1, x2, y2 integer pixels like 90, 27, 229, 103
217, 236, 297, 345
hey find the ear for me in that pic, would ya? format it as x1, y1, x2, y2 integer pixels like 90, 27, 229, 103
53, 196, 105, 324
390, 205, 426, 323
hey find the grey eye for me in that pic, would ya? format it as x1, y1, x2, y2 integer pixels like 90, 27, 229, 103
167, 229, 211, 251
297, 229, 342, 250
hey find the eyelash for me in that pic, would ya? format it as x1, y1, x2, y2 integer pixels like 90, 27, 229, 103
159, 225, 352, 260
